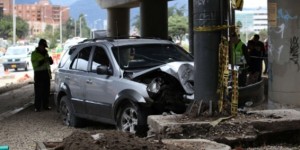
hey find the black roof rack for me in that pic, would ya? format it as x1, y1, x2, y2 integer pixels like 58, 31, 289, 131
78, 36, 164, 44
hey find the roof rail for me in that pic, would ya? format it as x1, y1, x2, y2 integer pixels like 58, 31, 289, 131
78, 37, 114, 44
78, 36, 163, 44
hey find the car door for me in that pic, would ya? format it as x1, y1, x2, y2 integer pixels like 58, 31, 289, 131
67, 45, 93, 115
85, 46, 115, 119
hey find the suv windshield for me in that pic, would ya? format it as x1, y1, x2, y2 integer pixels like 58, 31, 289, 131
112, 44, 193, 69
5, 47, 28, 55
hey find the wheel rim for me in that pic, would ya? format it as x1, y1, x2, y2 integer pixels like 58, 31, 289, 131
120, 107, 138, 134
61, 102, 71, 126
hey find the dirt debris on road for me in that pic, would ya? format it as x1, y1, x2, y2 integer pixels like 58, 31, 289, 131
45, 130, 187, 150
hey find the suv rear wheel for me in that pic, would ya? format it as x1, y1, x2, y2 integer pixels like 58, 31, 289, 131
60, 96, 84, 127
116, 102, 150, 137
25, 64, 28, 71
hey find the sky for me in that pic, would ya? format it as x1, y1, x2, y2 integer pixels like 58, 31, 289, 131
244, 0, 267, 9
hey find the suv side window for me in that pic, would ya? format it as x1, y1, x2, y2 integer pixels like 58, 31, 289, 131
70, 46, 92, 71
58, 47, 74, 68
91, 46, 110, 73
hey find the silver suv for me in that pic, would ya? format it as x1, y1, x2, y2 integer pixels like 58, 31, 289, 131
54, 37, 194, 136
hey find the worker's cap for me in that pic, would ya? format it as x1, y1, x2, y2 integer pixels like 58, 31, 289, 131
38, 39, 48, 48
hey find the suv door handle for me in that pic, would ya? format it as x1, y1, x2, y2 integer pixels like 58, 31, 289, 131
65, 76, 70, 80
86, 79, 92, 84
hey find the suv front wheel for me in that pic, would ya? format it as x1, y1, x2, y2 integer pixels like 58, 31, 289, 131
116, 102, 150, 137
60, 96, 84, 127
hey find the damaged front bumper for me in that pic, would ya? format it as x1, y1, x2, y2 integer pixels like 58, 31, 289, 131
183, 94, 194, 101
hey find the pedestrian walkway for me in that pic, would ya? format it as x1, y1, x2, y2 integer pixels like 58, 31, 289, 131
0, 84, 34, 120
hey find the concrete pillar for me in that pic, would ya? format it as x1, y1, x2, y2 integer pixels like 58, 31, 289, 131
189, 0, 194, 55
140, 0, 168, 39
268, 0, 300, 106
193, 0, 221, 103
107, 8, 130, 37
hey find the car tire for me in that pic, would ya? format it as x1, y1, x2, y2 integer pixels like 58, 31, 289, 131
60, 96, 84, 127
116, 102, 150, 137
25, 64, 28, 71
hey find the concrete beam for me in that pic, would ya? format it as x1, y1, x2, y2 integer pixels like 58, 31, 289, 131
147, 109, 300, 147
97, 0, 139, 8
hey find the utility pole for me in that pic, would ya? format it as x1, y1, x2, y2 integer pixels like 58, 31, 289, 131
59, 8, 69, 47
79, 14, 87, 37
12, 0, 16, 45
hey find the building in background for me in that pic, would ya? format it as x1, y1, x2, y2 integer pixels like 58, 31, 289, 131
0, 0, 12, 17
253, 10, 268, 32
236, 7, 268, 33
235, 7, 268, 42
0, 0, 69, 36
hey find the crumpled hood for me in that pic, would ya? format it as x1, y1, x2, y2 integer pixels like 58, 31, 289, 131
132, 62, 194, 94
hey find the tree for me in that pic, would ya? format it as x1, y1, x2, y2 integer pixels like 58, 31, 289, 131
16, 16, 29, 39
168, 4, 186, 17
168, 15, 188, 44
131, 4, 188, 38
131, 15, 140, 32
0, 15, 29, 40
65, 18, 75, 38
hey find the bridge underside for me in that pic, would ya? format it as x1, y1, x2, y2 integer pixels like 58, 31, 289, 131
97, 0, 169, 39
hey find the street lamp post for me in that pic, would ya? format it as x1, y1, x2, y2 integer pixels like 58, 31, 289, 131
79, 14, 87, 37
93, 19, 101, 30
74, 19, 77, 37
12, 0, 16, 45
60, 8, 69, 47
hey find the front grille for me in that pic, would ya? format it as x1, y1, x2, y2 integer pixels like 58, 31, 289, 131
7, 59, 20, 62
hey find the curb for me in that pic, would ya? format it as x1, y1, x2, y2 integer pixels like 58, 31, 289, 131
0, 101, 34, 121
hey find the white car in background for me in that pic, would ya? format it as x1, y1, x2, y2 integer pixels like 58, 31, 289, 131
63, 37, 86, 52
2, 45, 35, 71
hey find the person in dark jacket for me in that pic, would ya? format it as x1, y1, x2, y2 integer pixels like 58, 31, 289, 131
31, 39, 53, 112
246, 40, 263, 84
249, 34, 265, 77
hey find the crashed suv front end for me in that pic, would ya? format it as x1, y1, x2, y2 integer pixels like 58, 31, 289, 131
55, 38, 195, 136
112, 43, 194, 114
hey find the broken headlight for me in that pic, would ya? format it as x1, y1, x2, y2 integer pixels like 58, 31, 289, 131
147, 77, 163, 97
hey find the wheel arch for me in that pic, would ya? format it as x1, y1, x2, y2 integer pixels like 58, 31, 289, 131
112, 89, 148, 121
55, 82, 72, 111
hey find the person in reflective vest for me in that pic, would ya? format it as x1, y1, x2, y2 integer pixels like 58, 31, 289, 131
230, 32, 249, 87
31, 39, 53, 112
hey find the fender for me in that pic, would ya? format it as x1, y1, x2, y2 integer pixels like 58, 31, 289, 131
112, 89, 149, 120
55, 82, 72, 107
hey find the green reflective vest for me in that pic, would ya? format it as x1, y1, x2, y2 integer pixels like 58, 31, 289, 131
31, 48, 51, 73
232, 40, 245, 65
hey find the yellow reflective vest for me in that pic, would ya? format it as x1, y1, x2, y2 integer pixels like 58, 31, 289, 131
31, 48, 52, 75
232, 40, 245, 65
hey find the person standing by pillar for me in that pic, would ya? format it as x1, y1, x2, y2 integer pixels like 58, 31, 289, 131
249, 34, 265, 79
230, 32, 249, 87
263, 38, 268, 74
31, 39, 53, 112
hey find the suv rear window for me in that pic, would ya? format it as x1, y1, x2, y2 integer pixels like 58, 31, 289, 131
112, 44, 193, 69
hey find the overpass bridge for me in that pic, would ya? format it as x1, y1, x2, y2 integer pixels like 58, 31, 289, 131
96, 0, 169, 39
97, 0, 300, 108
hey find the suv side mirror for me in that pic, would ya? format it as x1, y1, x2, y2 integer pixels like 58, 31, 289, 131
96, 65, 113, 75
